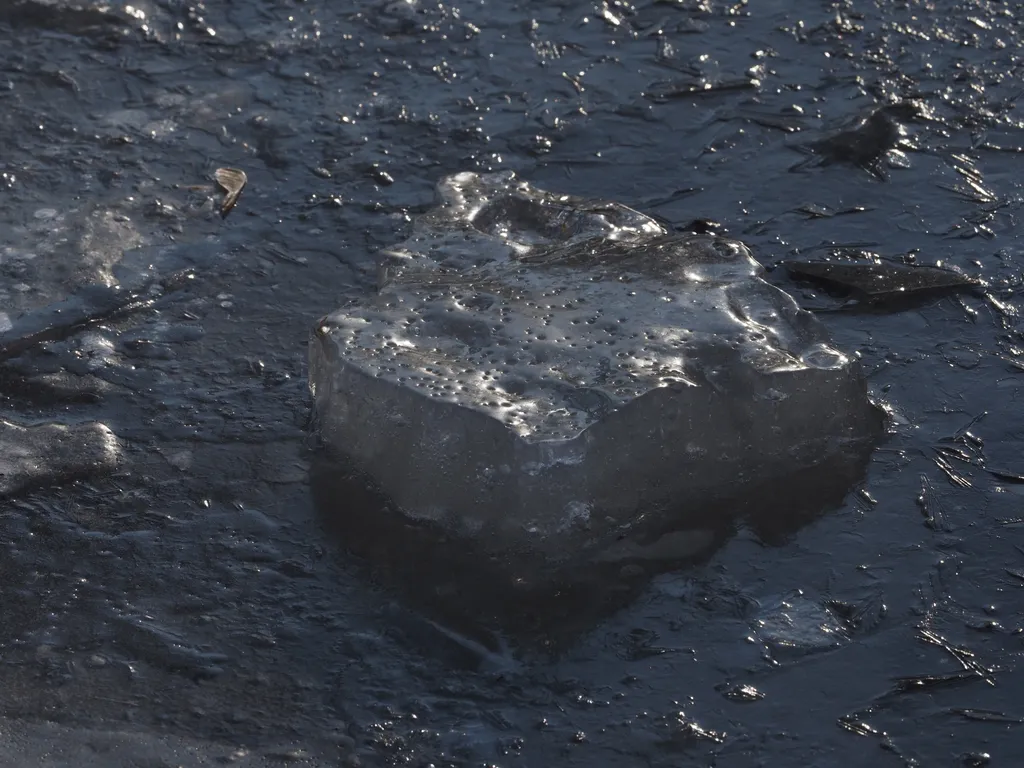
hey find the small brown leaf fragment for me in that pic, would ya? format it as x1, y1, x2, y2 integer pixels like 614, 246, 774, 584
214, 167, 247, 217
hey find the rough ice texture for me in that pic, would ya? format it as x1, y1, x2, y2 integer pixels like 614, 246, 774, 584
310, 171, 882, 561
0, 420, 119, 497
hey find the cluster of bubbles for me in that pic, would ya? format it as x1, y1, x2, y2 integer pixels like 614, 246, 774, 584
318, 172, 848, 441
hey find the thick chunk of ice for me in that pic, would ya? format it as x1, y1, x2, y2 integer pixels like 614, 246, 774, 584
0, 420, 120, 497
309, 171, 883, 562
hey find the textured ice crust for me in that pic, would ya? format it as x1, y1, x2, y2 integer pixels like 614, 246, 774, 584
0, 420, 120, 497
310, 171, 882, 558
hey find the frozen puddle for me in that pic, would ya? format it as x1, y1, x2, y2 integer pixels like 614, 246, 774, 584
310, 172, 884, 565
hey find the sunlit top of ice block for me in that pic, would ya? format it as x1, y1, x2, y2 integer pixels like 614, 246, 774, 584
317, 171, 851, 441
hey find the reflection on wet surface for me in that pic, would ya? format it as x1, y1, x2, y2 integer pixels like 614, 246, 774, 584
311, 441, 878, 645
1, 0, 1024, 765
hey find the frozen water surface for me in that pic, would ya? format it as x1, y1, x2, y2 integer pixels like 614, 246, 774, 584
4, 0, 1024, 762
310, 172, 884, 560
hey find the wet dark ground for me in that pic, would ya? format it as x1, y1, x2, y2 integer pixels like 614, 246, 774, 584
2, 0, 1024, 765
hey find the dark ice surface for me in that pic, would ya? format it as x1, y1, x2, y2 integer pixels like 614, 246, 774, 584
1, 1, 1024, 766
0, 717, 289, 767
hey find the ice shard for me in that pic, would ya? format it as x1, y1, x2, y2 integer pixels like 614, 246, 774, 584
309, 171, 883, 564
